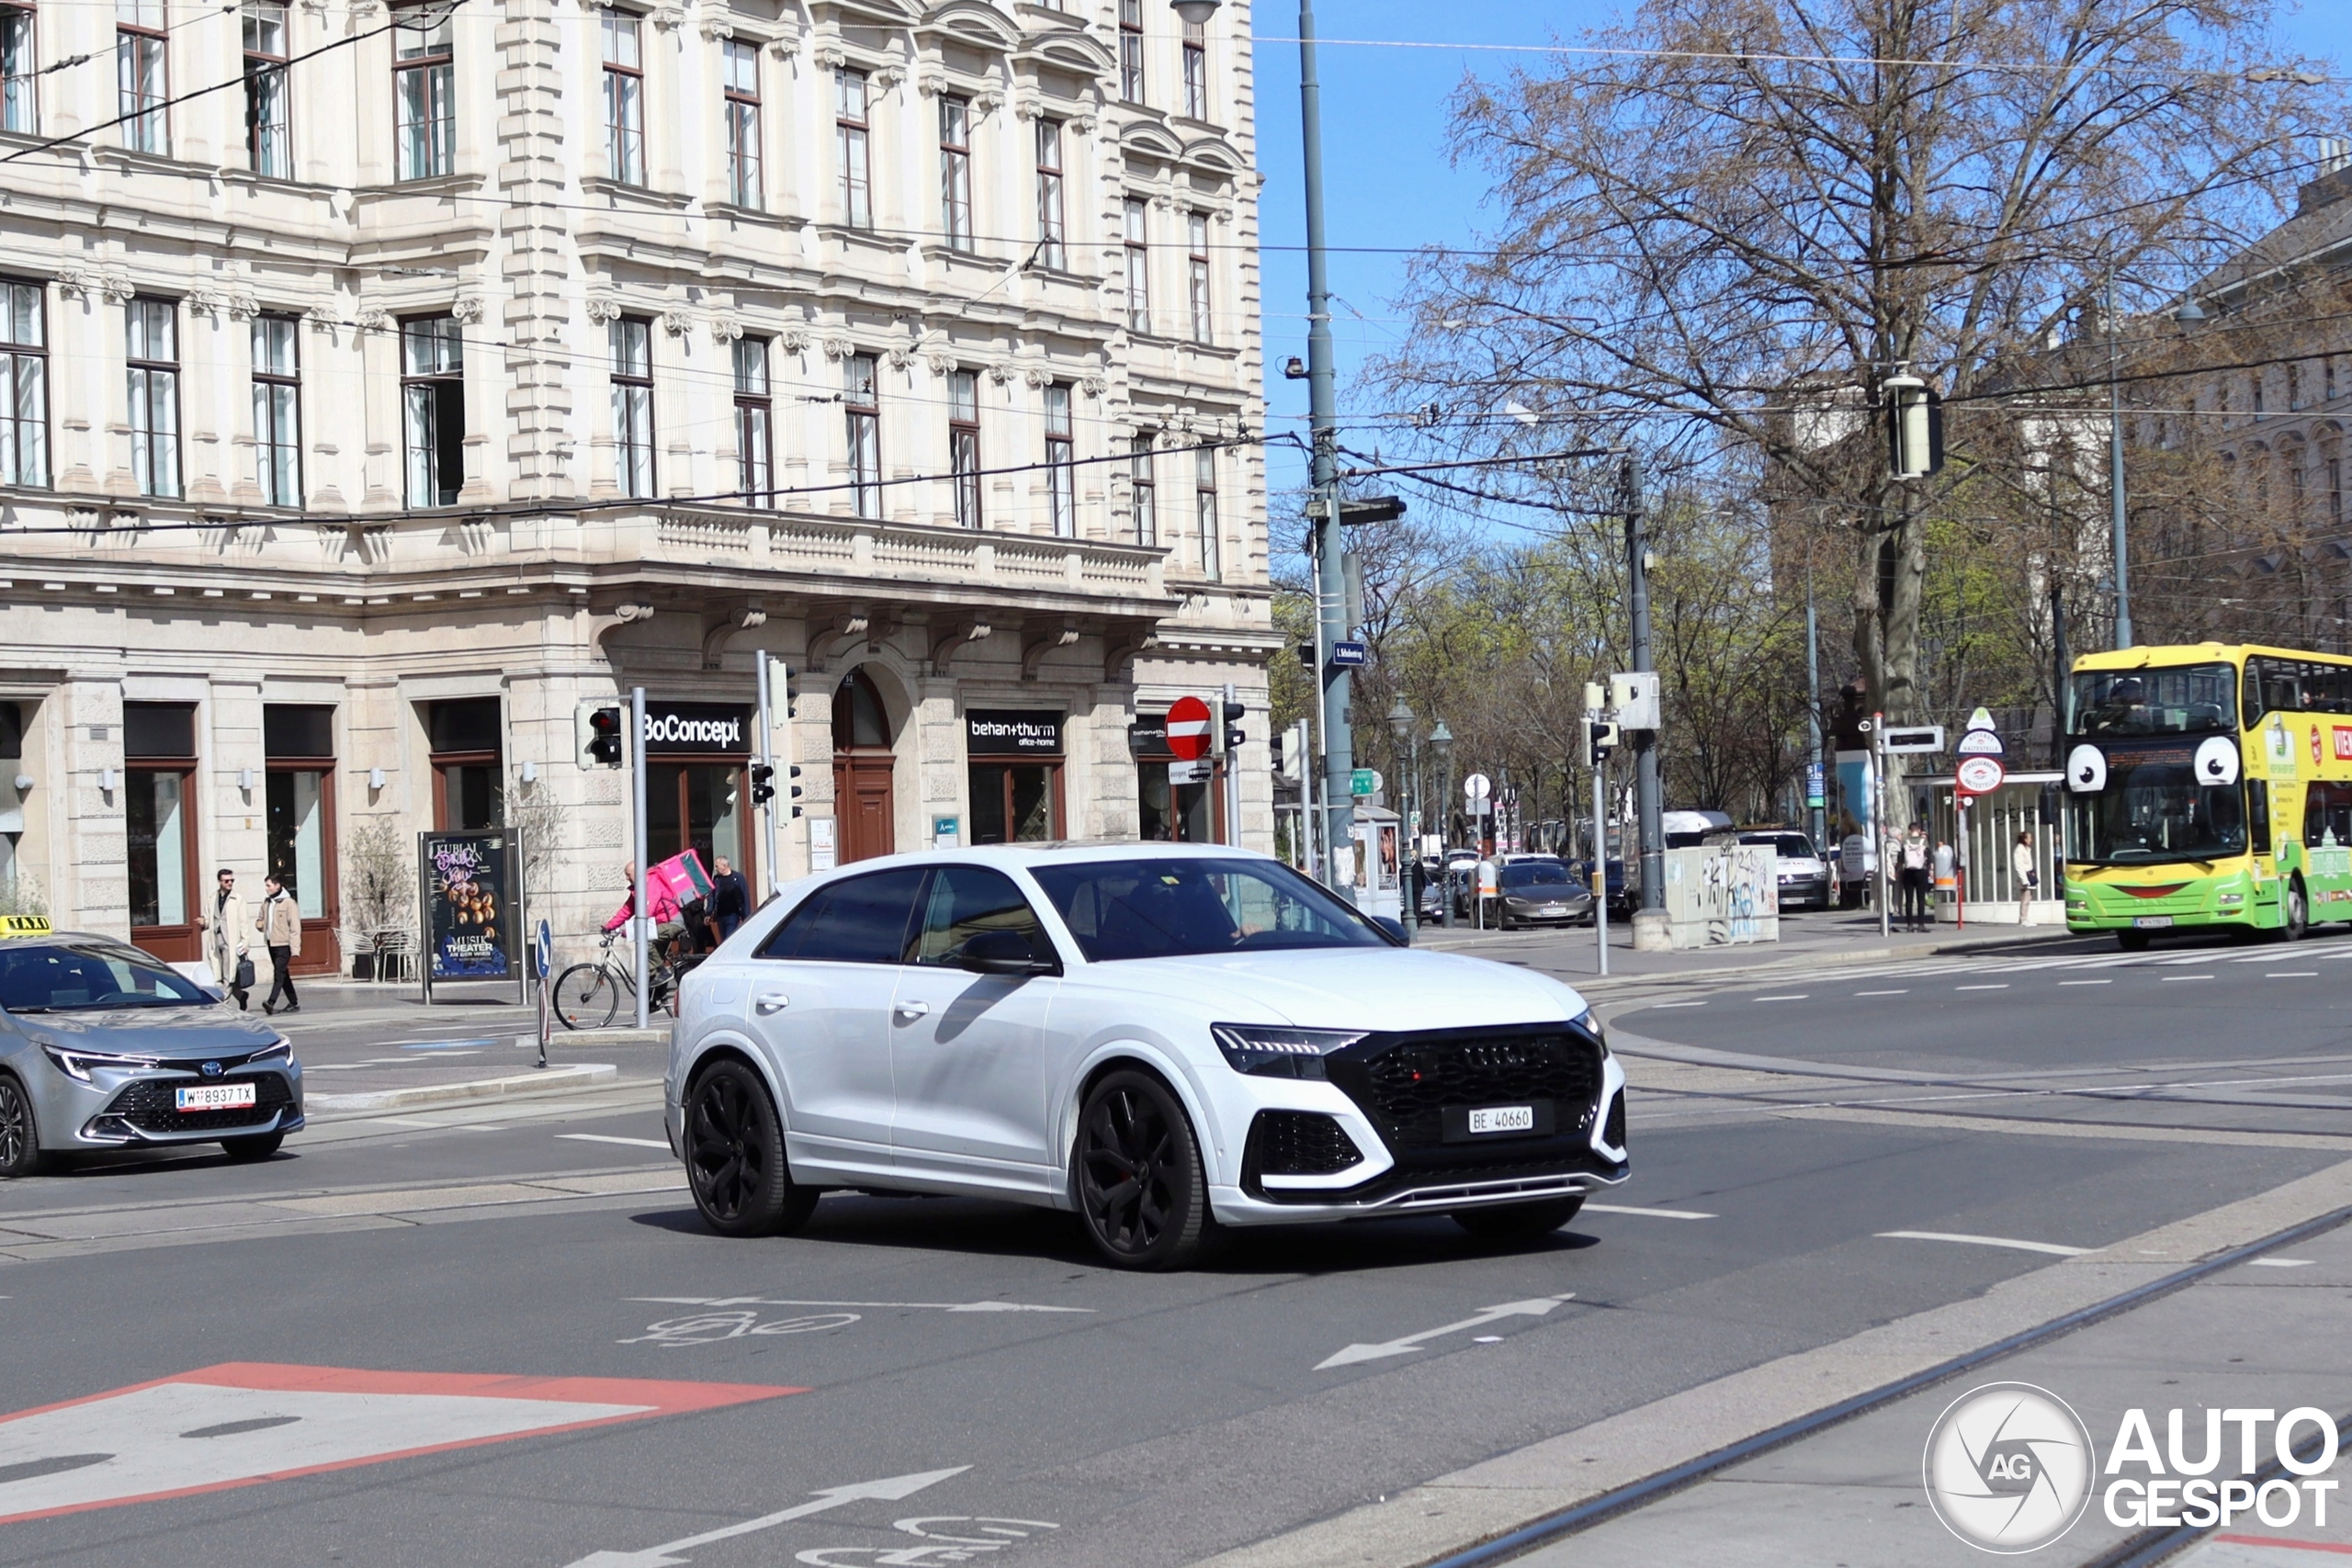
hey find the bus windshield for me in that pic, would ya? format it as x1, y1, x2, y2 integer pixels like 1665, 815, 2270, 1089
2066, 741, 2246, 865
2069, 663, 2236, 738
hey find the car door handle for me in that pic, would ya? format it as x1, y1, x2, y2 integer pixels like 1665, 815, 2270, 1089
753, 991, 791, 1014
894, 1000, 931, 1019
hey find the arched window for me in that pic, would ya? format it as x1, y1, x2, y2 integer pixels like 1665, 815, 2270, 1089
833, 668, 891, 749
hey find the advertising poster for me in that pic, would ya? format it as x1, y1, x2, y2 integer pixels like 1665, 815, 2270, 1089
420, 830, 515, 983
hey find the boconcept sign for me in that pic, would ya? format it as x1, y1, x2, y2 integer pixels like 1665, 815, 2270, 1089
639, 703, 750, 755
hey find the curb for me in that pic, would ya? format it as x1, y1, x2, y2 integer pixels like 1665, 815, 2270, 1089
1544, 929, 2083, 993
307, 1063, 623, 1113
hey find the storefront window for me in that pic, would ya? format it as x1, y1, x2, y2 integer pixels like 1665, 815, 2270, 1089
640, 700, 754, 882
0, 702, 21, 891
124, 701, 198, 954
265, 703, 334, 925
428, 696, 502, 831
1130, 708, 1216, 842
966, 709, 1064, 845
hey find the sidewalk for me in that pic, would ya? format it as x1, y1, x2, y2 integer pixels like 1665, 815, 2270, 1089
1409, 908, 2095, 990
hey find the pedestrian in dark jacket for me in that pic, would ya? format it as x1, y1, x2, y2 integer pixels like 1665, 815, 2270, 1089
707, 856, 751, 940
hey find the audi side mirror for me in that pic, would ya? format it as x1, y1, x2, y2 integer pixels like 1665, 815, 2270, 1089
956, 929, 1057, 976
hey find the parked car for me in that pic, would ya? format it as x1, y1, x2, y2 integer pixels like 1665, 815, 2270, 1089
666, 844, 1629, 1270
0, 922, 304, 1176
1740, 829, 1832, 910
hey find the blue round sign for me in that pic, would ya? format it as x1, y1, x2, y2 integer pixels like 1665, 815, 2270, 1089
534, 919, 553, 980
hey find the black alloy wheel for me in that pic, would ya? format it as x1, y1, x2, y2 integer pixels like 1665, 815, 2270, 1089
0, 1075, 40, 1179
220, 1132, 284, 1163
2284, 876, 2311, 942
684, 1059, 816, 1238
1075, 1069, 1215, 1270
1452, 1195, 1584, 1242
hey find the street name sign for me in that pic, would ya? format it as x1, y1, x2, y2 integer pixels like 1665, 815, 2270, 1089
1881, 725, 1945, 754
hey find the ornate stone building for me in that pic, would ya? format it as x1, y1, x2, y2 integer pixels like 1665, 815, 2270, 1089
0, 0, 1275, 972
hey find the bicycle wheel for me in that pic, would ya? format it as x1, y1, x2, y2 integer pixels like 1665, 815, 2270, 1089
554, 963, 619, 1031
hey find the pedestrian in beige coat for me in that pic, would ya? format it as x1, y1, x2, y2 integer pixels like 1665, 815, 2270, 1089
198, 867, 252, 1010
257, 873, 303, 1016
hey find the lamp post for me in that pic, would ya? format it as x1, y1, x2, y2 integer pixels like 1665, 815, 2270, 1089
1175, 0, 1352, 896
2107, 269, 2132, 649
1388, 694, 1417, 933
1429, 720, 1454, 926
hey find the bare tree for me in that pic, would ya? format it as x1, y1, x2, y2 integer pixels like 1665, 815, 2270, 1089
1383, 0, 2338, 818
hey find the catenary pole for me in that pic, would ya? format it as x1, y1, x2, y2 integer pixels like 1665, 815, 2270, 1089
1625, 456, 1665, 912
631, 684, 649, 1030
2108, 271, 2133, 649
1298, 0, 1353, 897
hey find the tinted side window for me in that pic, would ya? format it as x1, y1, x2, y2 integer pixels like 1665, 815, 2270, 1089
912, 866, 1047, 965
763, 867, 926, 964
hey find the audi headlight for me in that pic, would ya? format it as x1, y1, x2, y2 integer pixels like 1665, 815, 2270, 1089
1210, 1024, 1367, 1078
42, 1045, 161, 1082
1569, 1006, 1610, 1056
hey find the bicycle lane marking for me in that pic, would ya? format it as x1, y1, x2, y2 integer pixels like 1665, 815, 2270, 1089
0, 1364, 800, 1526
620, 1297, 1096, 1349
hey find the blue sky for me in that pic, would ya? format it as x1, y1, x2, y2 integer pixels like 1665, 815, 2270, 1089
1248, 1, 2349, 510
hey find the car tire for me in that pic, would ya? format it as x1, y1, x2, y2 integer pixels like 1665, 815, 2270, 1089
0, 1074, 46, 1179
1075, 1068, 1216, 1271
1452, 1196, 1584, 1241
220, 1132, 284, 1163
684, 1059, 817, 1238
2284, 876, 2310, 942
2117, 930, 2151, 952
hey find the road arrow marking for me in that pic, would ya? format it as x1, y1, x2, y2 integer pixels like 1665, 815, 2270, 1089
1315, 1295, 1574, 1371
562, 1466, 970, 1567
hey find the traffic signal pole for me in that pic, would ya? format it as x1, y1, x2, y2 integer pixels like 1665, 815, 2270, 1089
1625, 456, 1666, 916
631, 685, 650, 1031
756, 650, 780, 903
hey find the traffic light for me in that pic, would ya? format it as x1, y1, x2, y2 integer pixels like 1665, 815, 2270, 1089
1221, 699, 1246, 755
1270, 729, 1283, 776
1588, 719, 1620, 765
1296, 644, 1315, 670
1883, 373, 1944, 479
750, 761, 775, 806
577, 703, 624, 769
789, 764, 804, 818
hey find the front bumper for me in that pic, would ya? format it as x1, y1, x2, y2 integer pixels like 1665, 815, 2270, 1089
36, 1061, 304, 1149
1205, 1023, 1630, 1225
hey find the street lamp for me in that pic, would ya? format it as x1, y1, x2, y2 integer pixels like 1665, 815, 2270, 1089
1429, 720, 1453, 926
1174, 0, 1357, 897
1388, 694, 1417, 932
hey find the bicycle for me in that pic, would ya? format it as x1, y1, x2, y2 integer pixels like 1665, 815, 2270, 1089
554, 930, 691, 1030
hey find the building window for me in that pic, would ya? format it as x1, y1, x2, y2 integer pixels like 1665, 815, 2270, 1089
1, 6, 35, 133
1119, 0, 1144, 103
722, 39, 760, 208
1187, 210, 1212, 343
264, 703, 337, 940
1035, 118, 1066, 271
611, 315, 653, 498
844, 350, 879, 519
392, 5, 454, 180
1130, 432, 1155, 546
733, 336, 771, 507
949, 367, 980, 528
125, 702, 198, 950
939, 95, 972, 252
0, 280, 45, 489
243, 2, 289, 177
836, 67, 871, 229
2331, 457, 2344, 526
427, 697, 503, 831
1195, 445, 1220, 580
2252, 374, 2265, 418
602, 9, 644, 186
401, 314, 463, 506
117, 0, 167, 155
252, 312, 300, 507
1045, 382, 1074, 537
1124, 197, 1151, 333
1182, 18, 1207, 119
126, 297, 178, 498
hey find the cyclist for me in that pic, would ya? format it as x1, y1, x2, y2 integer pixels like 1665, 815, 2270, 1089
603, 862, 685, 967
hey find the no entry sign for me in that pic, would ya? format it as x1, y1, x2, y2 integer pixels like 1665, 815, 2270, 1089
1166, 695, 1212, 761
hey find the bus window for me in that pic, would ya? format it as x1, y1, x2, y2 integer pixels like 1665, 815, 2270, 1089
2072, 663, 2235, 737
2250, 779, 2271, 856
2306, 784, 2352, 847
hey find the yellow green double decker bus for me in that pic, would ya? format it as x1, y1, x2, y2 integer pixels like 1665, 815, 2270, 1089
2066, 643, 2352, 948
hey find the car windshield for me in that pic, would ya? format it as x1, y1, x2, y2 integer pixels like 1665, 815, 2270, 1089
2070, 663, 2236, 738
1498, 863, 1574, 889
1743, 833, 1817, 859
2065, 740, 2248, 865
1030, 857, 1393, 962
0, 939, 214, 1013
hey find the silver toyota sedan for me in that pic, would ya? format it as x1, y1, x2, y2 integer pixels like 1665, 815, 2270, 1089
0, 924, 304, 1176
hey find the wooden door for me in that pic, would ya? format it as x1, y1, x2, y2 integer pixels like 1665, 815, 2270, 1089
835, 752, 896, 863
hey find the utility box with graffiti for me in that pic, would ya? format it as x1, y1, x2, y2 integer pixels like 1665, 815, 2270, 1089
1661, 844, 1781, 948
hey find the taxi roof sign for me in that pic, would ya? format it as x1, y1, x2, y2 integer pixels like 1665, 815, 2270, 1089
0, 914, 50, 937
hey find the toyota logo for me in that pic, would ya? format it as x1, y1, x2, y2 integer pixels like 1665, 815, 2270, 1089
200, 1061, 222, 1077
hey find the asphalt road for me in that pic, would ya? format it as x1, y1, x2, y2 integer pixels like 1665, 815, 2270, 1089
0, 929, 2346, 1567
